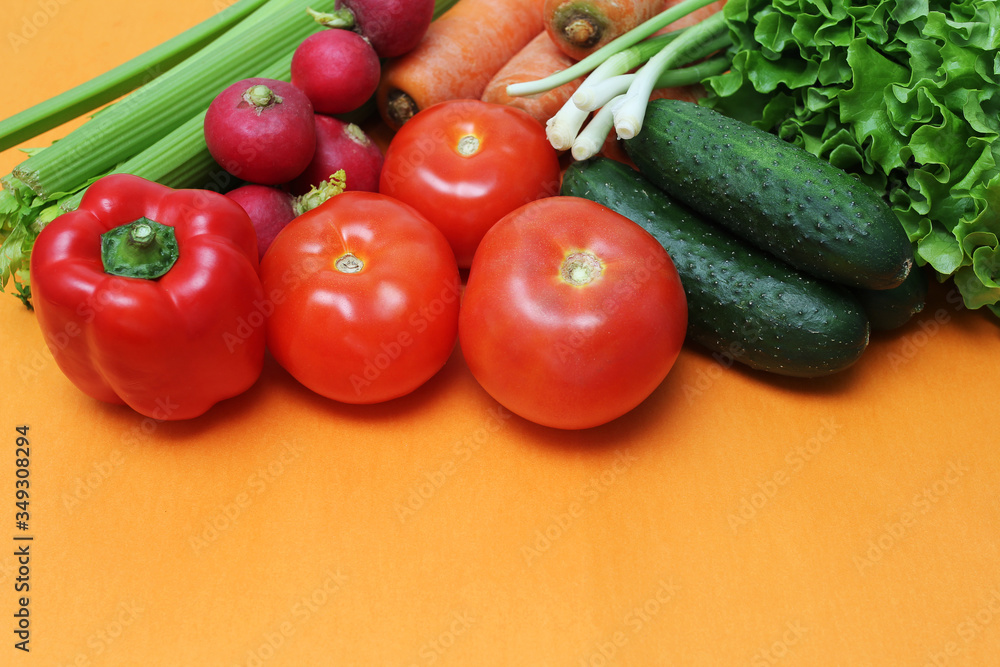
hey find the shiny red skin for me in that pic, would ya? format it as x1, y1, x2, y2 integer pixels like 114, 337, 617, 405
204, 77, 316, 185
379, 100, 562, 268
288, 114, 383, 195
342, 0, 435, 58
29, 174, 266, 420
225, 184, 297, 260
291, 30, 381, 115
261, 191, 460, 404
459, 197, 689, 430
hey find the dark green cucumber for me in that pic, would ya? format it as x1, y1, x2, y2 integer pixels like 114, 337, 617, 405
561, 157, 870, 378
853, 266, 928, 331
623, 99, 914, 291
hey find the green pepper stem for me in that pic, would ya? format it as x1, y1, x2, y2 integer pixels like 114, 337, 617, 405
101, 217, 179, 280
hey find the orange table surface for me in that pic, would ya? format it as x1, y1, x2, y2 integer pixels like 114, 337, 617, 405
2, 2, 1000, 665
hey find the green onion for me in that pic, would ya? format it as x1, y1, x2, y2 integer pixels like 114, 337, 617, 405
505, 0, 722, 98
568, 57, 730, 160
613, 11, 730, 139
544, 9, 730, 155
578, 57, 729, 114
0, 0, 271, 154
570, 32, 680, 111
546, 97, 592, 152
13, 0, 337, 199
571, 95, 626, 161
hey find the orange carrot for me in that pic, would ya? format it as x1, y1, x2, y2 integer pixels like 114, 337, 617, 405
377, 0, 545, 130
544, 0, 667, 61
481, 32, 586, 125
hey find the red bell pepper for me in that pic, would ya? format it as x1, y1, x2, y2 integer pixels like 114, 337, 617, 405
30, 174, 266, 420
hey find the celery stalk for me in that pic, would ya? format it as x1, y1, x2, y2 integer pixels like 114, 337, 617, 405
13, 0, 337, 199
0, 0, 271, 153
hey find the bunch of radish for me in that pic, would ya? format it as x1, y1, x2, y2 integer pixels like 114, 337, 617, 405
203, 0, 436, 256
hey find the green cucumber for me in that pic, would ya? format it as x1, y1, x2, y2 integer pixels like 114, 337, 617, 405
623, 99, 914, 291
561, 157, 870, 378
853, 266, 928, 331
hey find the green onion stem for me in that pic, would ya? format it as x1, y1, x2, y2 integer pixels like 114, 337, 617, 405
546, 97, 591, 151
573, 33, 676, 111
614, 13, 730, 139
13, 0, 337, 199
572, 31, 682, 111
506, 0, 723, 97
571, 94, 626, 161
585, 55, 731, 114
0, 0, 271, 153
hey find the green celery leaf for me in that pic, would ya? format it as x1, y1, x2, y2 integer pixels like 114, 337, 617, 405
0, 223, 29, 289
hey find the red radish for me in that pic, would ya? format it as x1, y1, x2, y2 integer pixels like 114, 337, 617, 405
225, 185, 296, 260
227, 172, 347, 259
306, 0, 434, 58
288, 115, 383, 195
204, 78, 317, 185
291, 29, 381, 115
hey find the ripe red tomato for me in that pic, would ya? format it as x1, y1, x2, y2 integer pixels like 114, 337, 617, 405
379, 100, 562, 268
261, 192, 461, 404
459, 197, 688, 430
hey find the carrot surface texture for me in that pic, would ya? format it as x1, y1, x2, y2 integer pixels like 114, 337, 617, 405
481, 32, 586, 125
544, 0, 668, 61
376, 0, 545, 130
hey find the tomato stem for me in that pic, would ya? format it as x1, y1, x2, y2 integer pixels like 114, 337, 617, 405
561, 251, 603, 286
457, 135, 480, 157
335, 252, 364, 274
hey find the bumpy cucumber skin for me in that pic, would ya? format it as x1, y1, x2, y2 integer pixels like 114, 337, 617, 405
624, 99, 914, 291
853, 266, 928, 331
561, 157, 870, 378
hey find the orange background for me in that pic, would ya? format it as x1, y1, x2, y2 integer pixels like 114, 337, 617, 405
2, 1, 1000, 665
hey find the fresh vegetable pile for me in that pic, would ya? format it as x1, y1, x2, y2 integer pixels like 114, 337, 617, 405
506, 0, 1000, 317
0, 0, 994, 429
0, 0, 453, 307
